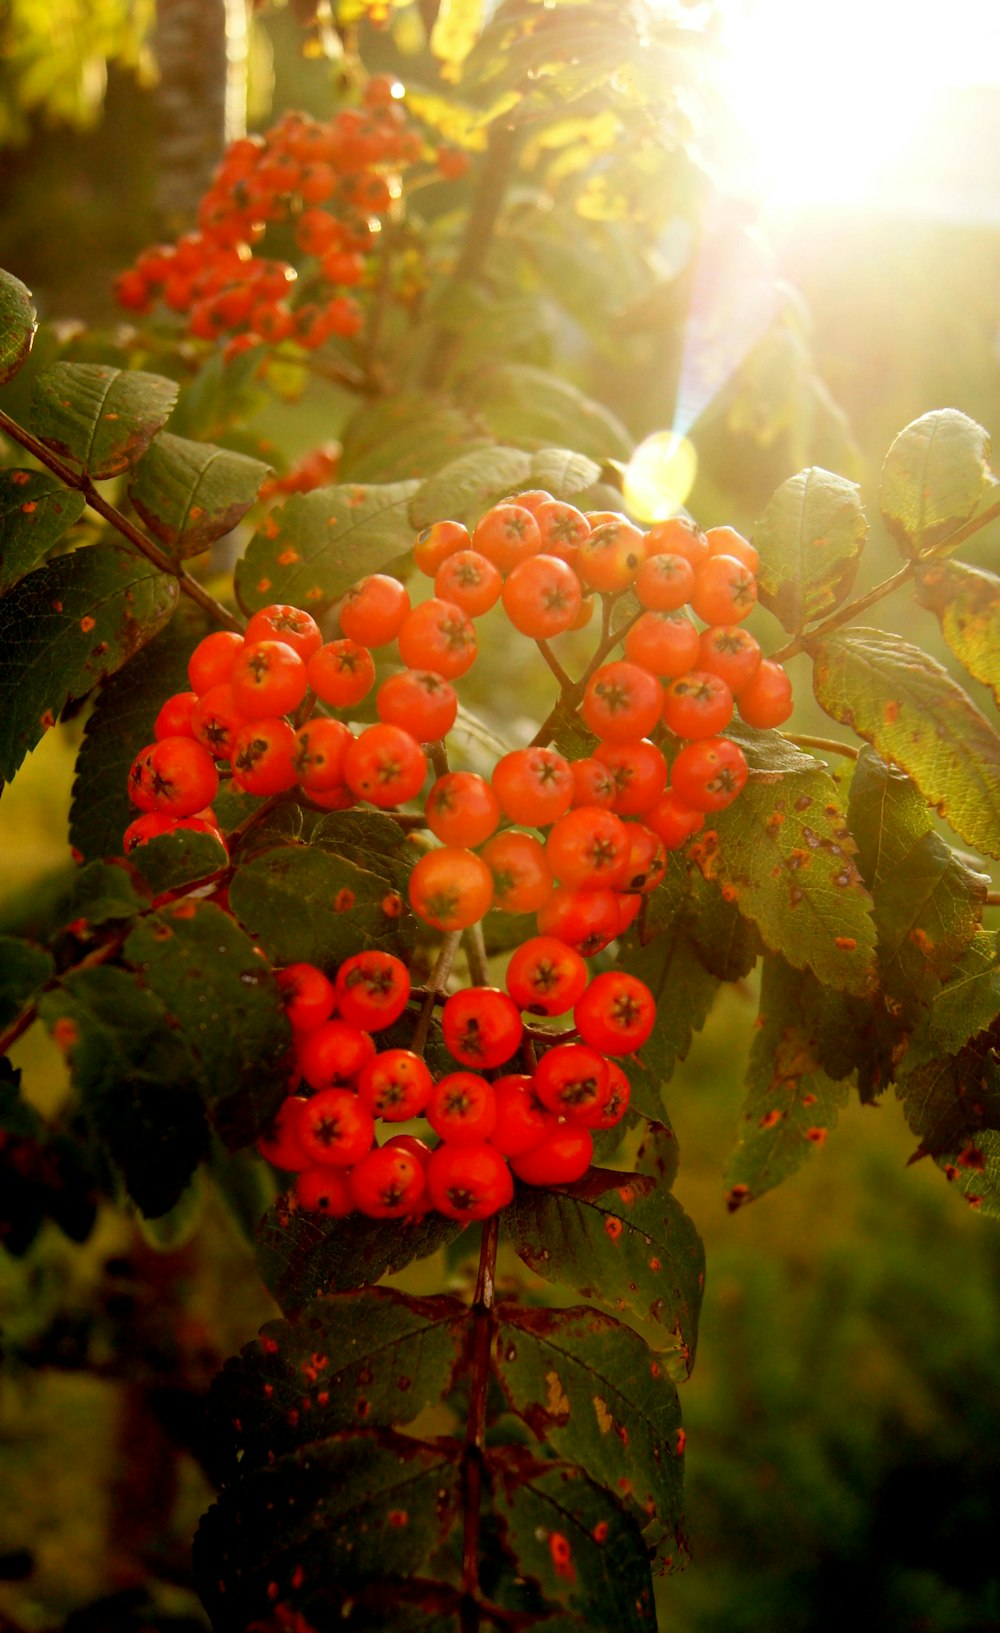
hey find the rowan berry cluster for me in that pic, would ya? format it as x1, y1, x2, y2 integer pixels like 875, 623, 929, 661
113, 78, 466, 354
122, 487, 791, 1221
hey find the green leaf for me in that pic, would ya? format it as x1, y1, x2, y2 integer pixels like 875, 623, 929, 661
529, 447, 603, 499
725, 956, 852, 1208
754, 466, 867, 633
408, 446, 533, 530
338, 393, 485, 484
0, 544, 179, 782
495, 1303, 684, 1542
125, 828, 229, 897
490, 1454, 657, 1627
0, 268, 37, 384
915, 556, 1000, 708
128, 431, 269, 559
684, 870, 762, 981
124, 900, 291, 1151
0, 936, 54, 1030
880, 409, 994, 556
69, 609, 201, 863
510, 1168, 704, 1368
228, 842, 416, 967
847, 747, 988, 1018
616, 923, 720, 1117
704, 729, 878, 995
38, 965, 210, 1217
903, 931, 1000, 1069
256, 1201, 465, 1316
811, 627, 1000, 859
209, 1288, 467, 1479
457, 365, 633, 461
310, 810, 416, 893
234, 480, 419, 616
194, 1430, 462, 1631
896, 1026, 1000, 1211
0, 469, 85, 594
63, 860, 146, 927
30, 361, 179, 479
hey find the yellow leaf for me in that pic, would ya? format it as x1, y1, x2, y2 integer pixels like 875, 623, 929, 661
430, 0, 484, 67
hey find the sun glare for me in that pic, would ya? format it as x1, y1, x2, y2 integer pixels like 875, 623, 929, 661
713, 0, 1000, 211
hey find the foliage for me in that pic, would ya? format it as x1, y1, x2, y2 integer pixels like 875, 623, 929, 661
0, 3, 998, 1630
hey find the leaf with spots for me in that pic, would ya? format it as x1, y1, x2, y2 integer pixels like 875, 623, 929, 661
684, 869, 762, 981
880, 408, 995, 557
0, 544, 179, 782
704, 728, 877, 995
915, 556, 1000, 708
30, 361, 179, 479
408, 445, 533, 530
256, 1200, 465, 1316
811, 627, 1000, 859
725, 955, 853, 1208
310, 809, 417, 895
896, 1022, 1000, 1211
615, 922, 720, 1117
194, 1429, 463, 1632
489, 1452, 657, 1629
903, 931, 1000, 1070
69, 608, 203, 863
847, 747, 988, 1020
208, 1288, 467, 1481
509, 1168, 704, 1367
128, 431, 269, 560
494, 1303, 684, 1548
754, 466, 867, 633
125, 827, 230, 898
234, 480, 418, 616
37, 965, 210, 1217
0, 268, 36, 383
124, 900, 291, 1151
62, 860, 146, 928
0, 936, 54, 1030
0, 468, 85, 594
228, 840, 417, 967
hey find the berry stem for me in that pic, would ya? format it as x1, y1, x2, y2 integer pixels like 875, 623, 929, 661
534, 638, 572, 690
410, 929, 463, 1055
0, 407, 243, 632
780, 732, 859, 760
459, 1210, 500, 1632
464, 921, 491, 987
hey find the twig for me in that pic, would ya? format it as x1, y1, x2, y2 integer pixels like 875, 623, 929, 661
410, 929, 463, 1055
535, 638, 572, 691
770, 562, 914, 663
464, 921, 491, 988
780, 732, 859, 760
459, 1211, 500, 1633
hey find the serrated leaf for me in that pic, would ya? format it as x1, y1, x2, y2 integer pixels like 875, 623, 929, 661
725, 956, 852, 1207
811, 627, 1000, 859
896, 1026, 1000, 1210
228, 842, 416, 966
0, 268, 37, 383
754, 466, 867, 633
903, 931, 1000, 1069
69, 609, 202, 863
0, 469, 85, 594
880, 409, 993, 556
256, 1200, 465, 1315
634, 1118, 680, 1191
510, 1168, 704, 1367
210, 1289, 467, 1480
684, 870, 762, 981
529, 447, 603, 499
63, 860, 146, 927
126, 828, 229, 897
310, 809, 416, 893
457, 365, 633, 462
338, 393, 484, 484
234, 481, 418, 616
615, 923, 720, 1116
38, 965, 210, 1217
915, 556, 1000, 708
0, 544, 179, 782
847, 747, 988, 1018
128, 431, 268, 559
30, 362, 179, 479
125, 900, 290, 1150
495, 1303, 683, 1542
701, 729, 878, 995
0, 936, 54, 1030
490, 1454, 656, 1628
409, 446, 533, 530
194, 1430, 462, 1632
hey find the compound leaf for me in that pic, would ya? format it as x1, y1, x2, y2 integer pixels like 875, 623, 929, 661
129, 430, 269, 558
754, 465, 867, 632
31, 361, 178, 478
256, 1200, 465, 1316
915, 556, 1000, 708
408, 445, 532, 529
616, 922, 720, 1117
880, 408, 994, 556
0, 468, 85, 594
903, 931, 1000, 1069
228, 842, 416, 966
811, 627, 1000, 858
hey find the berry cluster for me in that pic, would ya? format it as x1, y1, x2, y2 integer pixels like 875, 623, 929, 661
122, 489, 791, 1222
257, 948, 648, 1223
113, 79, 466, 355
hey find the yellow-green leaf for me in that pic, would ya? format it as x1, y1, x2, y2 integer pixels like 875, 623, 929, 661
880, 409, 994, 557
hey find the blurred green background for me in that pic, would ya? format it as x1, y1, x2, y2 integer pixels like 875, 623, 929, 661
2, 4, 1000, 1630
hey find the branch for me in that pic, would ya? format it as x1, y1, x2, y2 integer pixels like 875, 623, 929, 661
0, 407, 243, 632
460, 1211, 500, 1633
410, 930, 463, 1055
